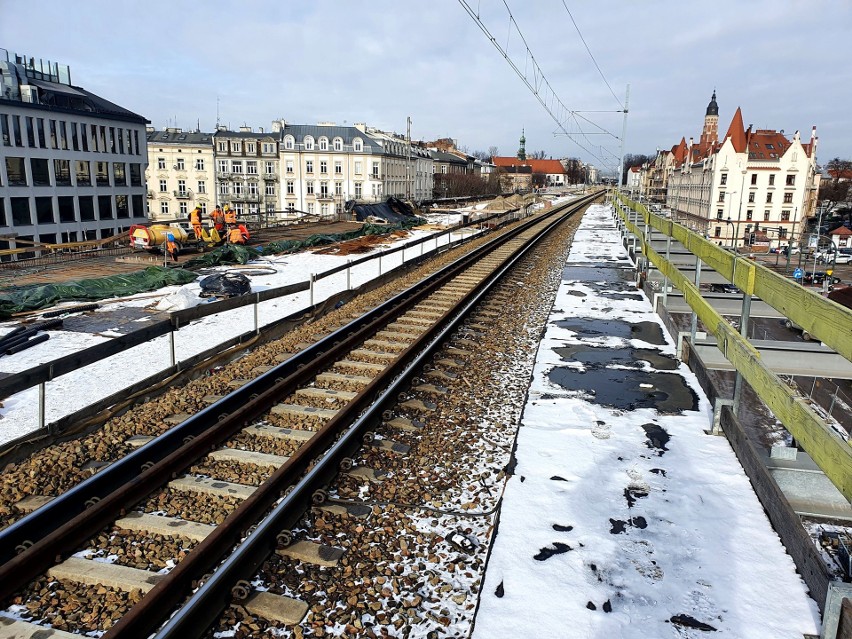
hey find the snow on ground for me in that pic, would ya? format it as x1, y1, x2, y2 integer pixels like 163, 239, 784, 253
0, 217, 477, 444
473, 204, 821, 638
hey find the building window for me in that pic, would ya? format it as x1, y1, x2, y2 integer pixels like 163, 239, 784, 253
783, 192, 793, 204
355, 182, 362, 198
372, 162, 379, 177
158, 157, 166, 170
283, 135, 295, 150
233, 182, 244, 196
129, 164, 142, 186
0, 114, 10, 146
720, 173, 727, 185
232, 141, 242, 153
218, 141, 227, 152
768, 174, 775, 186
176, 158, 185, 171
321, 203, 329, 216
320, 160, 327, 174
286, 181, 294, 195
218, 182, 229, 195
218, 159, 229, 174
195, 158, 205, 171
247, 161, 258, 174
114, 195, 128, 218
80, 123, 88, 152
750, 174, 757, 185
10, 197, 31, 225
76, 160, 91, 186
231, 160, 243, 173
355, 161, 362, 174
265, 161, 275, 175
79, 196, 95, 220
262, 142, 275, 154
248, 182, 258, 196
198, 180, 206, 194
766, 192, 773, 203
718, 191, 725, 203
22, 117, 34, 147
200, 202, 207, 214
748, 192, 755, 203
113, 162, 127, 186
265, 183, 275, 196
319, 137, 328, 151
177, 179, 187, 195
320, 181, 329, 196
287, 202, 296, 212
54, 159, 72, 186
286, 160, 294, 174
307, 203, 314, 214
779, 228, 788, 238
304, 136, 314, 150
335, 181, 342, 196
246, 142, 255, 154
745, 209, 753, 220
781, 210, 791, 221
333, 137, 343, 151
786, 174, 795, 186
161, 201, 169, 215
30, 158, 50, 186
714, 226, 721, 237
334, 160, 342, 175
716, 209, 723, 220
57, 196, 75, 222
306, 181, 314, 195
35, 197, 54, 224
179, 201, 187, 215
353, 138, 363, 152
306, 160, 314, 174
160, 179, 168, 192
764, 210, 770, 221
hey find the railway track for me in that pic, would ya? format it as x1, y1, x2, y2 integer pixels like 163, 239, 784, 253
0, 193, 599, 638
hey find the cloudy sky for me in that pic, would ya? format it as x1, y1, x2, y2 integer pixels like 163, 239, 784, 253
2, 0, 850, 173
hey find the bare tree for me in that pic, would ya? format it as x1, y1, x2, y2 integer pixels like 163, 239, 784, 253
620, 153, 654, 184
529, 150, 548, 160
488, 146, 499, 160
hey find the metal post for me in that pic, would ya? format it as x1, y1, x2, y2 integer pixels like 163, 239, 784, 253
378, 254, 382, 275
38, 382, 46, 431
346, 260, 351, 290
662, 233, 672, 304
828, 385, 838, 418
690, 257, 702, 343
733, 292, 752, 413
309, 273, 315, 306
169, 330, 176, 368
253, 294, 259, 335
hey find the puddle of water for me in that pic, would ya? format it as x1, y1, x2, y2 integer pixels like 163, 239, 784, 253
554, 317, 665, 345
552, 524, 573, 532
563, 265, 633, 283
642, 423, 671, 454
534, 542, 572, 561
547, 367, 699, 413
553, 345, 678, 371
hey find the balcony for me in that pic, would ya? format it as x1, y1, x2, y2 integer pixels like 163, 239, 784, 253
174, 190, 192, 199
263, 173, 279, 181
316, 193, 334, 201
147, 190, 154, 199
233, 193, 261, 203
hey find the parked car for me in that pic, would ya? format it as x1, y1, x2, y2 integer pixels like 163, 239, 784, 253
783, 319, 817, 341
802, 272, 842, 286
709, 283, 738, 293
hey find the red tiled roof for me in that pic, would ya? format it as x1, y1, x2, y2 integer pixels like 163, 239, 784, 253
724, 107, 747, 153
491, 157, 566, 174
748, 129, 791, 161
829, 226, 852, 236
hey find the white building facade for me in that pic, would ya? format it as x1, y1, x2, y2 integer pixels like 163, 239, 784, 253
0, 50, 148, 259
213, 127, 281, 219
145, 128, 215, 222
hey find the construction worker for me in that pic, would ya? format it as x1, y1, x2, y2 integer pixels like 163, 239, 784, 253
228, 226, 247, 245
189, 206, 203, 240
224, 204, 237, 228
211, 205, 225, 234
165, 232, 179, 262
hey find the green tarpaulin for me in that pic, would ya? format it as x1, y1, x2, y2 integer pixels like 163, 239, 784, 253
0, 266, 198, 319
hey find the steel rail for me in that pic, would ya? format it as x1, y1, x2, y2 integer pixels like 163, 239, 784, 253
148, 195, 599, 639
0, 193, 597, 604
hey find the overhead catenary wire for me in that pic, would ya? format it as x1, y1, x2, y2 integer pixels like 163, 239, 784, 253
457, 0, 621, 170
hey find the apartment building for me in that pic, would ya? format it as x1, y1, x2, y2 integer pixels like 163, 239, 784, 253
145, 128, 214, 222
213, 127, 281, 219
0, 50, 148, 259
665, 93, 820, 248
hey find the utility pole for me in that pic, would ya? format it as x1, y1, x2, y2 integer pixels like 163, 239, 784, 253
617, 84, 630, 189
406, 116, 412, 201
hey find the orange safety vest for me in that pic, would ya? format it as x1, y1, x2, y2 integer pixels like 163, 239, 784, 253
228, 228, 245, 244
212, 209, 225, 224
190, 209, 201, 225
225, 210, 237, 225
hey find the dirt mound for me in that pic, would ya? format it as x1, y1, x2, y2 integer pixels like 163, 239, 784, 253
313, 230, 410, 255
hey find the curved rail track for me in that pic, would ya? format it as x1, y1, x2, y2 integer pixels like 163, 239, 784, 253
0, 192, 599, 638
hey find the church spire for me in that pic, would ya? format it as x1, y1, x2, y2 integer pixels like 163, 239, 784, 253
518, 128, 526, 161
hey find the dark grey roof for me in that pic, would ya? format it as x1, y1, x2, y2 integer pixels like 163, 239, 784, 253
4, 77, 148, 124
278, 124, 382, 151
429, 150, 468, 165
213, 129, 278, 140
147, 130, 214, 144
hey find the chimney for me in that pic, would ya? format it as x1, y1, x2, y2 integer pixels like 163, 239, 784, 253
259, 127, 264, 134
239, 125, 252, 133
271, 119, 286, 133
